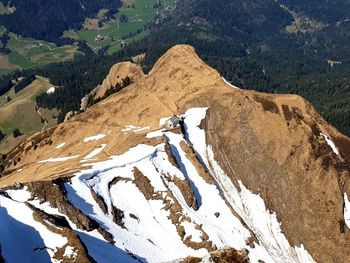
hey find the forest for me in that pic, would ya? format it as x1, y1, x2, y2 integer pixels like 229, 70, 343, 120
0, 0, 122, 44
1, 0, 349, 136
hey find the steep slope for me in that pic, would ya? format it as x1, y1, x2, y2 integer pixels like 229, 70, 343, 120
0, 45, 350, 262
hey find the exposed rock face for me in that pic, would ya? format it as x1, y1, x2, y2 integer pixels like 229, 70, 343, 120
0, 45, 349, 262
27, 180, 99, 231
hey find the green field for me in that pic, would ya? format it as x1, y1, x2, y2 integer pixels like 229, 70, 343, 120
6, 34, 77, 68
8, 51, 33, 69
0, 0, 176, 75
0, 33, 77, 75
75, 0, 176, 53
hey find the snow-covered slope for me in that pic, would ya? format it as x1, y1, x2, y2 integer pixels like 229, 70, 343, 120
0, 108, 315, 263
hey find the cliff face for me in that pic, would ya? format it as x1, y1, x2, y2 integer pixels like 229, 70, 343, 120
0, 45, 349, 263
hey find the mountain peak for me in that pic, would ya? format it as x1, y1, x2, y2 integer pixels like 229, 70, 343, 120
148, 44, 225, 92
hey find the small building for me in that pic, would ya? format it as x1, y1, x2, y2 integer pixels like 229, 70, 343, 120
167, 116, 181, 128
95, 34, 107, 42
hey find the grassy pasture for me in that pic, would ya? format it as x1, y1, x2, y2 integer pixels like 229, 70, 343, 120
0, 76, 58, 152
75, 0, 176, 53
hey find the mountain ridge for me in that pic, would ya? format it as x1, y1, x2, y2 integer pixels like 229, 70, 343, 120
0, 45, 349, 262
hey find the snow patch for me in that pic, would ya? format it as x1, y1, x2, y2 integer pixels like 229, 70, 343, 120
181, 221, 203, 243
321, 133, 339, 155
222, 77, 239, 89
83, 144, 107, 160
65, 148, 206, 262
6, 186, 31, 202
47, 87, 55, 94
164, 132, 250, 250
146, 129, 165, 138
83, 134, 106, 142
159, 117, 171, 126
63, 246, 77, 258
344, 193, 350, 229
122, 125, 150, 133
38, 155, 79, 163
55, 142, 65, 149
28, 199, 135, 262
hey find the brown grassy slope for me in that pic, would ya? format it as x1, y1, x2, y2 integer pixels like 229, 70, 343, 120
0, 44, 350, 262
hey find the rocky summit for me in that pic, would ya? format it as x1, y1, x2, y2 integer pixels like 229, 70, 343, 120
0, 45, 349, 263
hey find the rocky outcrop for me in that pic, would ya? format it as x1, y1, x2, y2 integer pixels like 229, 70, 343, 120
27, 203, 95, 263
80, 62, 145, 111
27, 180, 114, 243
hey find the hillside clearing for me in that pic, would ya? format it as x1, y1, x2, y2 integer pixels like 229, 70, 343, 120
0, 76, 58, 153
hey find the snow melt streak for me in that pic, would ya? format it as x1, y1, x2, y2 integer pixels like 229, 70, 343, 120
344, 193, 350, 229
321, 133, 339, 155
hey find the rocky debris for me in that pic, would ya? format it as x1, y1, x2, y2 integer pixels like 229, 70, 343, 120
133, 167, 157, 200
171, 176, 198, 210
181, 248, 249, 263
165, 142, 181, 169
112, 206, 125, 228
27, 202, 70, 228
183, 224, 216, 252
26, 179, 114, 244
90, 188, 108, 215
27, 180, 97, 231
163, 189, 183, 223
179, 141, 215, 185
209, 248, 249, 263
27, 202, 95, 263
161, 185, 214, 251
